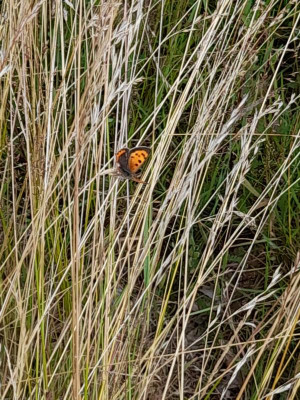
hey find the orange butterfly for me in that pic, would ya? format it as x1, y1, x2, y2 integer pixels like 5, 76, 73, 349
115, 147, 151, 184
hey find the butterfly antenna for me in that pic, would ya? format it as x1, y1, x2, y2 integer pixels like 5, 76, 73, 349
131, 177, 148, 184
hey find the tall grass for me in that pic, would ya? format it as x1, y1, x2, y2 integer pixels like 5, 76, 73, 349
0, 0, 299, 399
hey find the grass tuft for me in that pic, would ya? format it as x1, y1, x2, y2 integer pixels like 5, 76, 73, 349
0, 1, 299, 399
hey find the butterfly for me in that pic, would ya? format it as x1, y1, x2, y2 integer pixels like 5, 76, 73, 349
115, 146, 151, 184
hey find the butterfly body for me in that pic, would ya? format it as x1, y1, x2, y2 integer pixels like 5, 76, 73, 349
115, 146, 150, 183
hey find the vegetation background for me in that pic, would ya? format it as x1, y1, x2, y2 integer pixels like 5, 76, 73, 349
0, 0, 299, 399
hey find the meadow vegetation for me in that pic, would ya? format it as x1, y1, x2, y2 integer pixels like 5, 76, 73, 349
0, 0, 299, 399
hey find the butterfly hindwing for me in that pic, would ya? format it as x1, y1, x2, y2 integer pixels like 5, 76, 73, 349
116, 148, 131, 175
116, 148, 129, 163
128, 147, 151, 174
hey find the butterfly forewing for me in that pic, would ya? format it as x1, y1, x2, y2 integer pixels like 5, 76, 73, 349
128, 147, 150, 174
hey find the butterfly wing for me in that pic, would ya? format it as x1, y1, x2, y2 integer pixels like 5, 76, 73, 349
128, 147, 151, 174
116, 148, 130, 174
